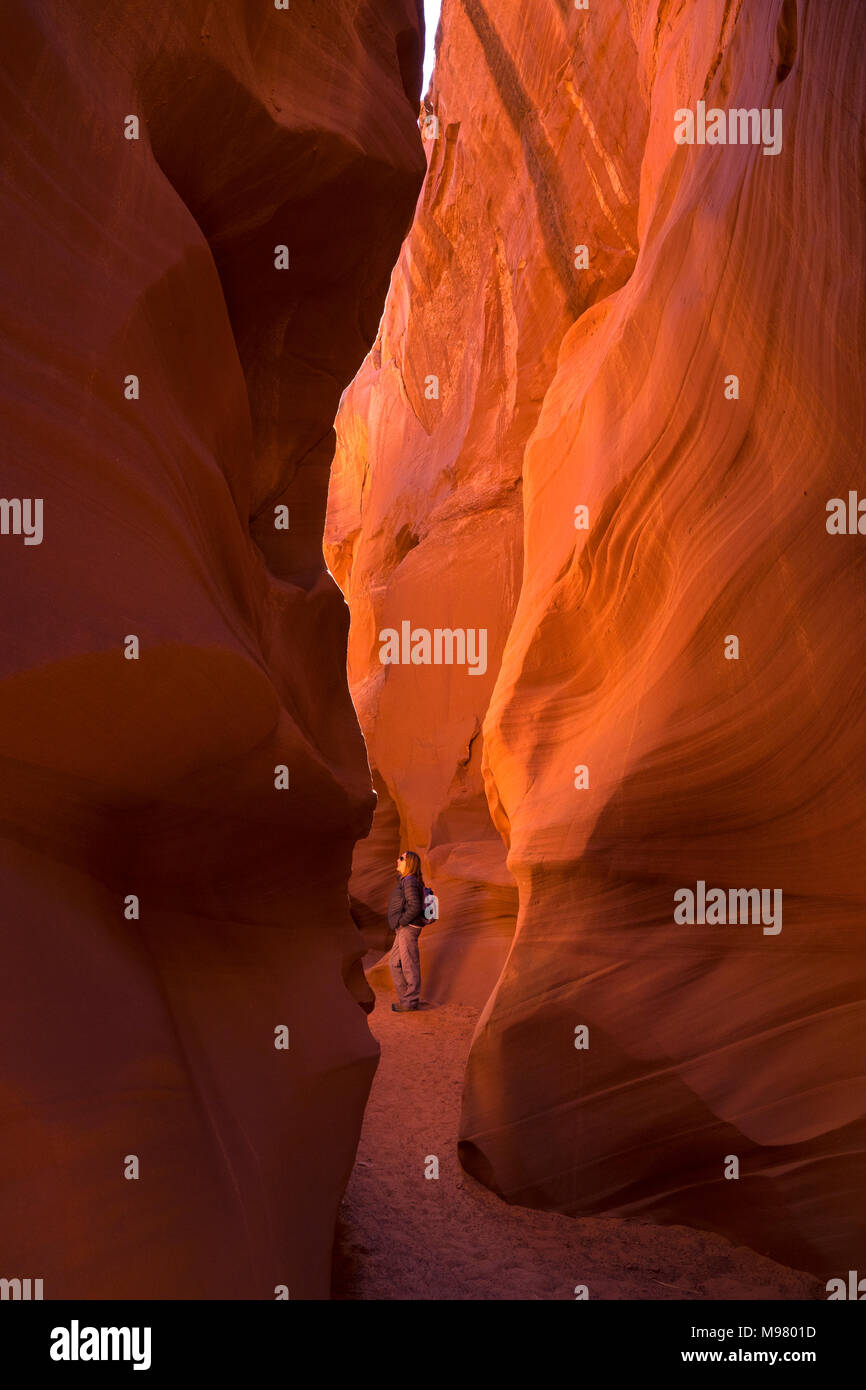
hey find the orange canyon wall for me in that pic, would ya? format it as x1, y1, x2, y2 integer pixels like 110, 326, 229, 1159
0, 0, 424, 1296
326, 0, 866, 1275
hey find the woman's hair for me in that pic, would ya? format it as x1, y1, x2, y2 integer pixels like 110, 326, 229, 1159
400, 850, 422, 878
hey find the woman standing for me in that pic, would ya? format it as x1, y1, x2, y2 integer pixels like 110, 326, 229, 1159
387, 851, 426, 1012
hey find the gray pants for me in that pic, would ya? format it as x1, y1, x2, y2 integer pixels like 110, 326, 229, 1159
389, 926, 422, 1007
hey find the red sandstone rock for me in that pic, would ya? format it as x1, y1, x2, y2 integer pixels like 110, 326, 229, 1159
0, 0, 424, 1297
328, 0, 866, 1275
326, 0, 644, 1003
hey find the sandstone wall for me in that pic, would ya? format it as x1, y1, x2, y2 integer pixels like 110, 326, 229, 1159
326, 0, 647, 1002
0, 0, 424, 1297
328, 0, 866, 1274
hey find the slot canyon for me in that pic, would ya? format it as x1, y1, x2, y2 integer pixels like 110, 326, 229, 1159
1, 0, 864, 1303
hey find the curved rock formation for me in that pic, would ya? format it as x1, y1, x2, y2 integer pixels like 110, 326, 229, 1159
326, 0, 646, 1001
328, 0, 866, 1276
0, 0, 424, 1297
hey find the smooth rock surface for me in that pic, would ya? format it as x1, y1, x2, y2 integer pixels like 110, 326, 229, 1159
326, 0, 645, 1002
327, 0, 866, 1276
0, 0, 424, 1297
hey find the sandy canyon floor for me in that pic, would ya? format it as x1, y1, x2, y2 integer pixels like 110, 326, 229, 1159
332, 1000, 822, 1301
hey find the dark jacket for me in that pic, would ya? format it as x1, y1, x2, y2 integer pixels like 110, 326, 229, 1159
387, 872, 426, 930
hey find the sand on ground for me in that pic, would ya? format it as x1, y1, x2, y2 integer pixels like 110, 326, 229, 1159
332, 999, 822, 1301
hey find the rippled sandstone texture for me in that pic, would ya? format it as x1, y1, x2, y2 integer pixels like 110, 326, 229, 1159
0, 0, 424, 1297
327, 0, 647, 1001
327, 0, 866, 1275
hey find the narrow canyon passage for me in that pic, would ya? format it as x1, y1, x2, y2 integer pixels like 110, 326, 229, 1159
2, 0, 862, 1317
326, 0, 866, 1286
331, 1001, 820, 1301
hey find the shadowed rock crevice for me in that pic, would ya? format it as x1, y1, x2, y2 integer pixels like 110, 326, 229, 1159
774, 0, 798, 82
138, 47, 425, 589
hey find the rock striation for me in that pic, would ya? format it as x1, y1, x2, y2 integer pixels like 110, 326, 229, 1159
327, 0, 866, 1276
0, 0, 424, 1297
326, 0, 647, 1001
